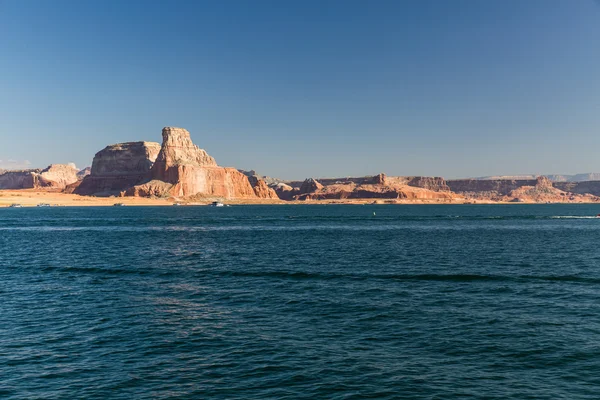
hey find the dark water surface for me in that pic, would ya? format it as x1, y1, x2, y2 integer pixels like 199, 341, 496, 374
2, 204, 600, 399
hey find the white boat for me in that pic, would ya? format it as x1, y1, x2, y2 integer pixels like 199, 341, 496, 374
113, 203, 126, 207
37, 203, 51, 207
9, 204, 22, 208
210, 201, 225, 207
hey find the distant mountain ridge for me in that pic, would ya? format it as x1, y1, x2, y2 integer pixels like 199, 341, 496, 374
472, 173, 600, 182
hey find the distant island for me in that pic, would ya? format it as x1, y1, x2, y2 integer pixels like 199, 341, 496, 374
2, 126, 600, 206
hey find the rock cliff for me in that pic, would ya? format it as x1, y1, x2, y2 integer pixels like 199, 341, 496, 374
446, 179, 538, 201
74, 142, 161, 196
76, 127, 278, 200
129, 127, 273, 199
0, 169, 40, 189
447, 177, 600, 203
288, 174, 459, 202
77, 167, 91, 179
247, 175, 279, 199
505, 176, 600, 203
37, 164, 80, 188
299, 178, 324, 194
0, 164, 79, 190
554, 181, 600, 197
406, 176, 450, 192
152, 127, 217, 173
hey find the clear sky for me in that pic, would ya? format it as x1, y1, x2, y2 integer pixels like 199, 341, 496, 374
1, 0, 600, 179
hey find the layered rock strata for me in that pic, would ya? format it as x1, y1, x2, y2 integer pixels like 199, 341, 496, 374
284, 174, 458, 201
76, 127, 276, 200
74, 142, 161, 196
447, 177, 600, 202
128, 127, 274, 199
0, 164, 79, 190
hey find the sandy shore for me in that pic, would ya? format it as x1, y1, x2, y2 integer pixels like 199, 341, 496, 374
1, 189, 592, 207
0, 190, 288, 207
0, 190, 472, 207
0, 190, 175, 207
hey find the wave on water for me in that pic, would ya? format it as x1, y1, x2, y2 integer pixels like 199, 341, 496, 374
549, 216, 598, 219
33, 264, 600, 285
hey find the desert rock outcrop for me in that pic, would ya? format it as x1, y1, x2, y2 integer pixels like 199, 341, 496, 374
74, 142, 161, 196
289, 174, 459, 202
447, 176, 600, 203
37, 164, 80, 188
247, 175, 279, 199
76, 127, 279, 200
0, 164, 79, 190
133, 127, 271, 199
299, 178, 324, 194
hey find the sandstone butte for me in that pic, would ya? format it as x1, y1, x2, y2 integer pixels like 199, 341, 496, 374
74, 127, 279, 200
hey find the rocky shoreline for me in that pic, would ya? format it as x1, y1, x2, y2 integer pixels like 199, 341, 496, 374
3, 126, 600, 205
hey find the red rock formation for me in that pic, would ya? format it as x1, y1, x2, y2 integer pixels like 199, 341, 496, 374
446, 179, 538, 201
152, 127, 217, 173
554, 181, 600, 197
128, 127, 278, 199
74, 142, 161, 196
0, 169, 39, 189
447, 176, 600, 203
407, 176, 450, 192
273, 183, 295, 200
0, 164, 78, 190
248, 176, 279, 199
77, 167, 91, 179
124, 180, 173, 197
299, 178, 324, 194
37, 164, 79, 188
160, 166, 257, 198
293, 175, 458, 201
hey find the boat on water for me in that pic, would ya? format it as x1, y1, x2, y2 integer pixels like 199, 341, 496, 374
36, 203, 51, 207
113, 203, 126, 207
9, 204, 23, 208
210, 201, 225, 207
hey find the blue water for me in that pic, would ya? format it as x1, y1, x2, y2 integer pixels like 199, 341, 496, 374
2, 205, 600, 399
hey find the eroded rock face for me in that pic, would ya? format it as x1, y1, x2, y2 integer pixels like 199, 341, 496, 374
0, 164, 78, 189
37, 164, 79, 188
127, 127, 279, 199
554, 181, 600, 197
290, 174, 458, 201
446, 179, 538, 200
152, 127, 216, 174
247, 176, 279, 199
77, 167, 91, 179
90, 142, 161, 176
272, 183, 295, 200
446, 177, 600, 202
407, 176, 450, 192
124, 180, 173, 198
74, 142, 161, 196
299, 178, 324, 194
72, 127, 277, 199
0, 169, 39, 189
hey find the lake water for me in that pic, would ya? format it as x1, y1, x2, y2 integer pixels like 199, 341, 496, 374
2, 204, 600, 399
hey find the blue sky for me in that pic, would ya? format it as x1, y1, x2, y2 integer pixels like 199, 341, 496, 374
1, 0, 600, 179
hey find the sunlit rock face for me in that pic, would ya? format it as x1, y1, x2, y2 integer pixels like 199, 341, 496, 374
144, 127, 270, 199
75, 127, 279, 199
0, 164, 79, 189
74, 142, 161, 196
